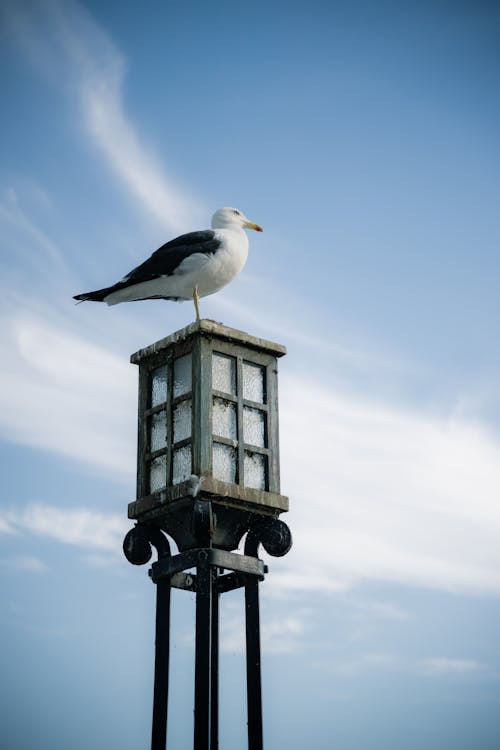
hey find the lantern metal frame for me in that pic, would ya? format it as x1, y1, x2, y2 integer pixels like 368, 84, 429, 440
128, 320, 289, 553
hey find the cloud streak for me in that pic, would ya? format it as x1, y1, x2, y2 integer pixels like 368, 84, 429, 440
1, 555, 49, 573
418, 657, 487, 676
5, 503, 129, 551
2, 0, 203, 234
0, 310, 136, 478
273, 375, 500, 596
220, 600, 312, 655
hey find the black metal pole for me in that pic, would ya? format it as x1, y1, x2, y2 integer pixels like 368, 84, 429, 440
245, 578, 263, 750
151, 577, 171, 750
194, 560, 212, 750
210, 569, 219, 749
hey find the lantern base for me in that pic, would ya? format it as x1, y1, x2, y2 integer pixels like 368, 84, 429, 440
128, 476, 289, 551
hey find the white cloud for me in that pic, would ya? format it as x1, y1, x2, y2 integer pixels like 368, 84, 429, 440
351, 600, 410, 622
0, 519, 15, 535
0, 311, 136, 477
220, 600, 312, 655
1, 555, 49, 573
261, 612, 311, 654
317, 653, 489, 678
0, 188, 71, 282
419, 657, 486, 676
2, 0, 203, 234
5, 503, 129, 551
274, 374, 500, 596
327, 652, 400, 675
81, 553, 123, 568
81, 77, 201, 235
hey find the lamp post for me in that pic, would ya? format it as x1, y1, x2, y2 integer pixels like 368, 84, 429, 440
123, 320, 292, 750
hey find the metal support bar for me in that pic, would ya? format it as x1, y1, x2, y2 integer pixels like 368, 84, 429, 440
194, 562, 212, 749
216, 571, 247, 594
170, 571, 196, 592
245, 578, 263, 750
151, 548, 265, 583
210, 569, 219, 749
151, 577, 171, 750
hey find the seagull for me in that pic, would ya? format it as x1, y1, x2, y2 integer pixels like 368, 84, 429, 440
73, 207, 263, 320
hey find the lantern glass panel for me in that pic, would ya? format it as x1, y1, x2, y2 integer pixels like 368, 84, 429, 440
244, 451, 266, 490
173, 445, 192, 484
242, 363, 264, 403
243, 406, 265, 447
151, 365, 168, 406
213, 442, 237, 483
150, 410, 167, 451
173, 354, 192, 397
212, 397, 237, 440
173, 399, 192, 443
212, 353, 236, 395
150, 454, 167, 492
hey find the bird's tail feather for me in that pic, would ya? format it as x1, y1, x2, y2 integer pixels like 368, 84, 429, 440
73, 286, 114, 302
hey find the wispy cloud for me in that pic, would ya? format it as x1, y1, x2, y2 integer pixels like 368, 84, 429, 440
316, 653, 490, 679
2, 0, 203, 234
0, 311, 136, 477
1, 555, 49, 573
213, 279, 407, 376
0, 187, 71, 282
81, 553, 123, 568
351, 600, 410, 622
418, 657, 486, 677
326, 652, 400, 675
5, 503, 129, 551
0, 519, 15, 535
220, 601, 312, 654
273, 374, 500, 596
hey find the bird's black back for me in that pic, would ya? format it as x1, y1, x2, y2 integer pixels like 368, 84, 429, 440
124, 230, 221, 283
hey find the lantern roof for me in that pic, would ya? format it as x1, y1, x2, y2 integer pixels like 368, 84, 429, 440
130, 320, 287, 365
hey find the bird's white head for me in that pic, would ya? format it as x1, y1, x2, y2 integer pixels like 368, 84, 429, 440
211, 207, 263, 232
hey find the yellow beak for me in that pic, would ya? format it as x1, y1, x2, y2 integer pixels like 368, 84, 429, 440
244, 220, 263, 232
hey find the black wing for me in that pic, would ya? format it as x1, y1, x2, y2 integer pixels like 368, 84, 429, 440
73, 230, 220, 302
123, 230, 221, 283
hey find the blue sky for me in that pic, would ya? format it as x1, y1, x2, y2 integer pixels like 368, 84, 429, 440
1, 0, 500, 747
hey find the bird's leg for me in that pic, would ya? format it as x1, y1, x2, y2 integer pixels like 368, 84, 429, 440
193, 287, 201, 322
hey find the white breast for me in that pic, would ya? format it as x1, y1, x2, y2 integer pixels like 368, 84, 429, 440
177, 227, 249, 298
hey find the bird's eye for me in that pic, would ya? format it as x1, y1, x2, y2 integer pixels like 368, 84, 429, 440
233, 209, 240, 215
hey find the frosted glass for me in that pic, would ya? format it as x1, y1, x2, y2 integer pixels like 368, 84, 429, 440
150, 454, 167, 492
173, 354, 192, 397
212, 353, 236, 395
173, 445, 192, 484
151, 365, 168, 406
243, 407, 265, 447
244, 452, 266, 491
212, 442, 237, 484
150, 410, 167, 451
242, 363, 264, 403
173, 399, 192, 443
212, 398, 237, 440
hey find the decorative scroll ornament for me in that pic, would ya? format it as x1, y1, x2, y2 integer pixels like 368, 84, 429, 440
245, 518, 292, 558
123, 524, 171, 566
